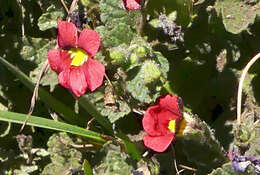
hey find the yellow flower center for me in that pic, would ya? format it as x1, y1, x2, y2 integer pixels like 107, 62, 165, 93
69, 48, 88, 66
168, 120, 176, 132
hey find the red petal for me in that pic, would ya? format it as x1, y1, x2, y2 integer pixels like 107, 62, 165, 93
125, 0, 141, 10
83, 58, 105, 91
157, 94, 183, 118
58, 67, 88, 97
78, 29, 101, 57
57, 21, 78, 49
143, 106, 175, 136
143, 134, 174, 152
48, 49, 71, 73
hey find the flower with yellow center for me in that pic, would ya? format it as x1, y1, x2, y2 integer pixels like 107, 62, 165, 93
47, 20, 105, 97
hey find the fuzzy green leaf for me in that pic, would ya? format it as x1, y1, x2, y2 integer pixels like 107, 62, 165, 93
94, 142, 134, 175
176, 114, 228, 174
20, 37, 58, 89
38, 4, 65, 31
208, 162, 257, 175
126, 52, 169, 104
81, 87, 131, 123
215, 0, 258, 34
100, 0, 140, 29
96, 23, 135, 48
42, 132, 82, 174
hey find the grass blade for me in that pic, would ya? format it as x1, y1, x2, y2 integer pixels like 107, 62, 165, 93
0, 110, 106, 143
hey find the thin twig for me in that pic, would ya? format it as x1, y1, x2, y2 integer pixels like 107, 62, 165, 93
60, 0, 70, 14
17, 0, 24, 36
237, 52, 260, 125
20, 60, 49, 132
142, 151, 149, 157
86, 117, 95, 130
171, 144, 180, 175
67, 0, 78, 21
104, 73, 113, 87
133, 108, 145, 115
178, 164, 197, 172
69, 0, 78, 12
59, 137, 93, 149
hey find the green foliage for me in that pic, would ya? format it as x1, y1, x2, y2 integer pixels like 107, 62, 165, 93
0, 0, 260, 174
235, 112, 260, 158
93, 142, 134, 175
208, 163, 257, 175
20, 37, 58, 89
96, 23, 135, 48
83, 160, 93, 175
176, 114, 229, 174
81, 87, 131, 123
38, 4, 65, 31
215, 0, 259, 34
125, 43, 169, 104
100, 0, 140, 29
42, 132, 82, 174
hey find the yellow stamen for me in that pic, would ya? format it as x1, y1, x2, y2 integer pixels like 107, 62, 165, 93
69, 48, 88, 66
168, 120, 176, 132
176, 119, 187, 136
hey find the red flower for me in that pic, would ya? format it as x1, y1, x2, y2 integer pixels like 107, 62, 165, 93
123, 0, 141, 10
142, 94, 183, 152
48, 21, 105, 97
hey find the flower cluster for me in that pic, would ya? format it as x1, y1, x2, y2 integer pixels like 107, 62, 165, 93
48, 21, 105, 97
229, 150, 260, 173
142, 94, 184, 152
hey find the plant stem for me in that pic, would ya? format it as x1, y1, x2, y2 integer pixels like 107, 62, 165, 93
237, 52, 260, 125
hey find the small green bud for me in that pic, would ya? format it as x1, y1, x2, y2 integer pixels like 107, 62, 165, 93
149, 19, 159, 28
80, 0, 90, 7
168, 11, 177, 21
109, 48, 125, 64
136, 46, 147, 58
142, 61, 161, 84
130, 53, 139, 64
237, 126, 250, 143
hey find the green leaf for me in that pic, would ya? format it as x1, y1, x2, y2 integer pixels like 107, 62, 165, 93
43, 132, 83, 174
78, 94, 141, 161
20, 37, 58, 89
94, 142, 134, 175
20, 37, 55, 64
176, 114, 228, 174
147, 0, 192, 27
0, 110, 106, 143
215, 0, 258, 34
96, 23, 135, 48
83, 160, 93, 175
0, 57, 83, 125
78, 95, 113, 133
81, 87, 131, 123
208, 162, 257, 175
38, 4, 65, 31
126, 53, 169, 104
117, 133, 141, 161
100, 0, 140, 29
